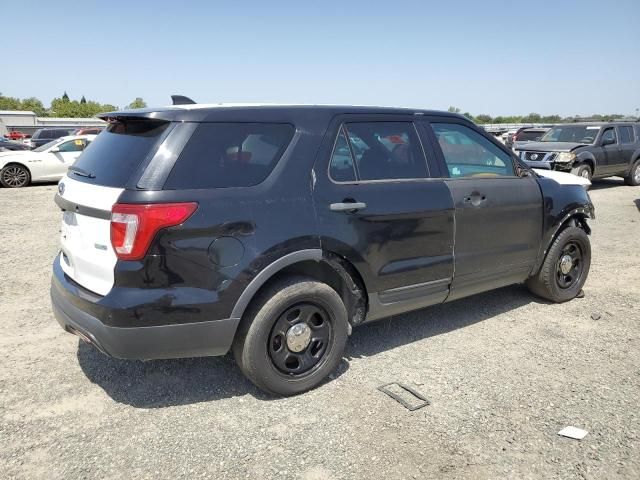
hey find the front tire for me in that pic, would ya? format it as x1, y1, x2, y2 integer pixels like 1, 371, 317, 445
624, 159, 640, 186
571, 163, 592, 181
0, 164, 31, 188
233, 277, 349, 396
526, 226, 591, 303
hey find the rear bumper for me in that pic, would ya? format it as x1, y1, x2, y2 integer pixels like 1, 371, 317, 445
51, 256, 240, 360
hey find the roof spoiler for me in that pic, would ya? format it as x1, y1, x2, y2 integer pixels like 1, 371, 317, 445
171, 95, 196, 105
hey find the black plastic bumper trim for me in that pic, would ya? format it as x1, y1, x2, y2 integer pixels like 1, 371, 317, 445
51, 276, 240, 360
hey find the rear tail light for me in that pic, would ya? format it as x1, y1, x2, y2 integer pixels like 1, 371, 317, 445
110, 202, 198, 260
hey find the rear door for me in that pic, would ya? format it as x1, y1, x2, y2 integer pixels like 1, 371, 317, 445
312, 115, 455, 320
422, 117, 543, 300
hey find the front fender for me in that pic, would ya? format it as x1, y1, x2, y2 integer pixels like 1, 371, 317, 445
531, 177, 594, 275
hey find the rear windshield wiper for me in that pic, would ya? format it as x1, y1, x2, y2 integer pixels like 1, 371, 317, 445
70, 167, 96, 179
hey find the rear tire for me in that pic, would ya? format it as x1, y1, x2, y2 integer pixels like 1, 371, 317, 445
571, 163, 592, 181
526, 226, 591, 303
233, 276, 349, 396
624, 159, 640, 186
0, 164, 30, 188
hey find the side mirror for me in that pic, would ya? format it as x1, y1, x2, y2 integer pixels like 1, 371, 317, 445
601, 137, 615, 146
50, 147, 60, 153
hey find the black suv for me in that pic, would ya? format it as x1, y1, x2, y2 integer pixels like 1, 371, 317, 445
515, 122, 640, 185
30, 128, 73, 149
51, 104, 594, 395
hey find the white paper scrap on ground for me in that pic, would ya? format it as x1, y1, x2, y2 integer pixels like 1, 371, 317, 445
558, 426, 589, 440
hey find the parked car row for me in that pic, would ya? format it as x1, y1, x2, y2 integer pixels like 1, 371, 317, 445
3, 126, 104, 149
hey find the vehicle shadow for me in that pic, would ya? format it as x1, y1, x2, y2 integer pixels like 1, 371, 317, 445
590, 178, 625, 190
634, 199, 640, 212
77, 284, 541, 408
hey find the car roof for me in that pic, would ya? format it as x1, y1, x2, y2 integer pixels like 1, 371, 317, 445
99, 103, 469, 123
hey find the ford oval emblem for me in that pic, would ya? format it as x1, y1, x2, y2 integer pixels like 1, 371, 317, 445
58, 182, 65, 195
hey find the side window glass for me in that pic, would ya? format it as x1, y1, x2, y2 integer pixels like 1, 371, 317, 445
164, 123, 294, 189
618, 126, 632, 144
602, 128, 616, 145
343, 122, 428, 181
329, 128, 357, 182
431, 123, 515, 178
57, 139, 86, 152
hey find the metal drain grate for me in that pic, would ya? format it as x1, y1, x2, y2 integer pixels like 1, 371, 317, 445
378, 382, 430, 411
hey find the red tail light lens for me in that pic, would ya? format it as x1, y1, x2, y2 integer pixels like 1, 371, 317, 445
110, 202, 198, 260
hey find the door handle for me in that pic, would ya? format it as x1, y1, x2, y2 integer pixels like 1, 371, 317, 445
330, 201, 367, 212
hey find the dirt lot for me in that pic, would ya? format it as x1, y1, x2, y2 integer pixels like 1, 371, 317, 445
1, 180, 639, 479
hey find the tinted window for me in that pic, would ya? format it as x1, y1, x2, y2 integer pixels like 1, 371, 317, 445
339, 122, 427, 181
602, 127, 617, 144
70, 118, 170, 187
432, 123, 515, 178
57, 139, 87, 152
165, 123, 294, 189
618, 126, 634, 144
518, 130, 544, 141
32, 130, 41, 139
329, 128, 357, 182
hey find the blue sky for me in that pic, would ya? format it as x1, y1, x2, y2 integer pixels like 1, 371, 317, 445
4, 0, 640, 116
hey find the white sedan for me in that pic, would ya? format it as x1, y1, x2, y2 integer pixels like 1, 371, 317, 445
0, 135, 96, 188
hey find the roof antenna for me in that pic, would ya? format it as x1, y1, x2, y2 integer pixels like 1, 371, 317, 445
171, 95, 196, 105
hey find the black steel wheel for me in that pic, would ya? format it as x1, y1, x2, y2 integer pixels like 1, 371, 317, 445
0, 164, 30, 188
526, 226, 591, 303
555, 241, 584, 289
268, 303, 332, 376
233, 277, 349, 396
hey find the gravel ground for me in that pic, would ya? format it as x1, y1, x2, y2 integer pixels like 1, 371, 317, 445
1, 179, 639, 479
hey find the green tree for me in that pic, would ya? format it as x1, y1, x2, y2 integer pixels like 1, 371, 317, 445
80, 96, 87, 104
0, 93, 22, 110
522, 112, 542, 123
62, 91, 69, 102
20, 97, 46, 116
475, 114, 493, 124
447, 106, 461, 113
126, 97, 147, 109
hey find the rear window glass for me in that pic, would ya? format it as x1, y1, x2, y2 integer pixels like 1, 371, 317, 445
69, 119, 170, 187
517, 130, 544, 141
164, 123, 295, 189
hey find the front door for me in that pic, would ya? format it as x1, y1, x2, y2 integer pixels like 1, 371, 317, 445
312, 116, 455, 321
423, 118, 543, 301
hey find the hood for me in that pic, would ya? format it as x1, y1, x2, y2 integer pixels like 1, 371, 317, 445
515, 141, 586, 152
533, 168, 591, 187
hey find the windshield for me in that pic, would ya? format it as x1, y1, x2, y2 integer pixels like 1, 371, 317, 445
540, 125, 600, 144
34, 139, 62, 152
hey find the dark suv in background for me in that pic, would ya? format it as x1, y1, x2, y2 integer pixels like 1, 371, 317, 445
505, 127, 549, 149
29, 128, 73, 149
515, 122, 640, 185
51, 103, 594, 395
